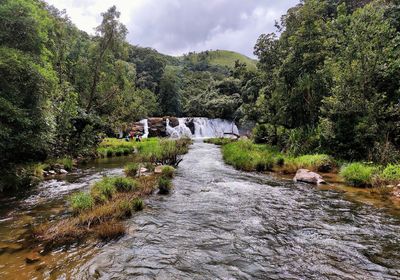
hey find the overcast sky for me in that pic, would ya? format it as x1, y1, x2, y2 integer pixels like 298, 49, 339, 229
45, 0, 299, 58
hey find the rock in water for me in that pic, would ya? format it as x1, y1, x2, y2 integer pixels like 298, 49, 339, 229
293, 169, 325, 185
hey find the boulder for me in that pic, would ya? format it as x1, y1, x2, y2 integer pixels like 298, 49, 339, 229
148, 117, 167, 137
167, 116, 179, 128
185, 118, 195, 135
293, 169, 326, 185
130, 122, 144, 136
48, 170, 56, 175
25, 251, 41, 264
139, 167, 148, 174
59, 169, 68, 174
154, 166, 163, 174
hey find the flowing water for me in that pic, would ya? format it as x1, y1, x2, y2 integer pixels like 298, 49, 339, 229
1, 142, 400, 279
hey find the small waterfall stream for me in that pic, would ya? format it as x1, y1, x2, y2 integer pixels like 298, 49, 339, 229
140, 117, 239, 138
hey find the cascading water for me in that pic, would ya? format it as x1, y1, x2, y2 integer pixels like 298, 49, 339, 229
139, 119, 149, 138
166, 117, 239, 138
166, 118, 192, 138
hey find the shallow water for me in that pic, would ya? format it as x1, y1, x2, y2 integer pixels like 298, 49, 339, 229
80, 142, 400, 279
1, 142, 400, 279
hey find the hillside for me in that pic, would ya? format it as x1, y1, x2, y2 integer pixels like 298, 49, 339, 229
178, 50, 257, 71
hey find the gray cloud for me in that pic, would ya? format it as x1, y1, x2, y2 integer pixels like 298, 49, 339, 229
46, 0, 299, 57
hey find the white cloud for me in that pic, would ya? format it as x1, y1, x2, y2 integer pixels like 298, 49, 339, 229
45, 0, 299, 57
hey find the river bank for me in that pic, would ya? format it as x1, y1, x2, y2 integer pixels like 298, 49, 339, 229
206, 138, 400, 201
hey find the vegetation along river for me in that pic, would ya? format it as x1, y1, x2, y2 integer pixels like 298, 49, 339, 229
1, 141, 400, 279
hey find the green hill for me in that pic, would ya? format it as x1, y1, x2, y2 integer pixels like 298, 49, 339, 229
178, 50, 257, 71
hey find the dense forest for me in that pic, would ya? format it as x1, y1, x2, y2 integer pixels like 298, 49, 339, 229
1, 0, 400, 191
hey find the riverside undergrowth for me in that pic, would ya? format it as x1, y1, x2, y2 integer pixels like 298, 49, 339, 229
33, 137, 191, 249
211, 138, 400, 189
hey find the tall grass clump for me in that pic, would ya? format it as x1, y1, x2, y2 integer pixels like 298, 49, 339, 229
204, 138, 234, 146
380, 164, 400, 184
161, 166, 175, 178
340, 162, 377, 187
90, 178, 117, 203
70, 192, 94, 213
132, 198, 144, 211
59, 157, 74, 171
124, 163, 139, 177
113, 177, 138, 192
222, 140, 276, 172
283, 154, 334, 173
158, 177, 172, 194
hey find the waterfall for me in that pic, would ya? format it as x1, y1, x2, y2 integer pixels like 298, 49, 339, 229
166, 117, 239, 138
139, 119, 149, 138
192, 118, 239, 138
166, 118, 193, 138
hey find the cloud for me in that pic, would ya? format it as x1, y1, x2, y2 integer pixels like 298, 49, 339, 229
45, 0, 299, 57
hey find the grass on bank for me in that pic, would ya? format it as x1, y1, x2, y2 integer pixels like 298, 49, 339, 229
34, 137, 185, 248
97, 137, 192, 167
208, 138, 400, 189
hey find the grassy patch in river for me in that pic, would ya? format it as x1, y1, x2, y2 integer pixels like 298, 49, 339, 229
209, 138, 400, 190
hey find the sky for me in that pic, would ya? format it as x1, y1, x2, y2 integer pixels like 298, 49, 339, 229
45, 0, 299, 58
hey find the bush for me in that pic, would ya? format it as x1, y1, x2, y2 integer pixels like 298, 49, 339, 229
288, 154, 334, 173
132, 198, 144, 211
90, 178, 117, 203
158, 177, 172, 194
117, 199, 134, 217
113, 177, 138, 192
94, 220, 125, 241
70, 192, 94, 212
204, 138, 234, 146
161, 166, 175, 178
222, 140, 278, 172
380, 164, 400, 183
59, 158, 73, 171
253, 124, 274, 144
124, 163, 139, 177
340, 163, 376, 187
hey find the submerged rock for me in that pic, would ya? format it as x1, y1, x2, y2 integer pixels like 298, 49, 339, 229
25, 251, 41, 264
293, 169, 326, 185
392, 185, 400, 198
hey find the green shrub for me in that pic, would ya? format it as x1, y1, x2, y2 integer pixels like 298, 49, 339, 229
124, 163, 139, 177
158, 177, 172, 194
70, 192, 94, 212
117, 199, 134, 217
90, 178, 117, 203
340, 163, 376, 187
113, 177, 138, 192
161, 166, 175, 178
253, 124, 273, 144
144, 162, 155, 172
222, 140, 279, 172
204, 138, 234, 145
59, 158, 73, 171
293, 154, 334, 172
132, 198, 144, 211
380, 164, 400, 183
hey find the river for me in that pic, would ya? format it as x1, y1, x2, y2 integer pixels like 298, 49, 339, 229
1, 141, 400, 279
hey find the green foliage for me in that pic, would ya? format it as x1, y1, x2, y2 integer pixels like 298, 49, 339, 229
249, 0, 400, 162
158, 177, 172, 194
113, 177, 138, 192
161, 166, 175, 179
222, 140, 276, 172
285, 154, 334, 173
380, 164, 400, 183
90, 178, 117, 203
340, 163, 377, 187
204, 138, 234, 146
124, 163, 139, 177
132, 197, 144, 211
70, 192, 94, 212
